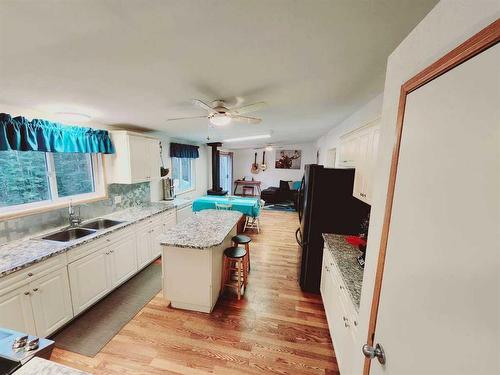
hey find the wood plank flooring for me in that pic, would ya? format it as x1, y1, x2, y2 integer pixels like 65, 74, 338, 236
52, 210, 339, 374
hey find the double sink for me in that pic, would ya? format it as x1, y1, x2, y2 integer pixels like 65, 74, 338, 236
39, 219, 124, 242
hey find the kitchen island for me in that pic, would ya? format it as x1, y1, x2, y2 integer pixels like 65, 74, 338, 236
158, 209, 243, 313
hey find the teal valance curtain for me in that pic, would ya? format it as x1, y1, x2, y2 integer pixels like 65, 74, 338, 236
170, 142, 199, 158
0, 113, 115, 154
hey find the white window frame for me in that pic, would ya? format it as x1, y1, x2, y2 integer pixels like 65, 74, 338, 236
0, 152, 106, 216
172, 157, 196, 195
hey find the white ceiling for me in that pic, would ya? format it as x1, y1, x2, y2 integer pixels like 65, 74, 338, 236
0, 0, 437, 147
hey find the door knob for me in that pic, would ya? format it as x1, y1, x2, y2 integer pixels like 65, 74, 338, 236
362, 343, 386, 365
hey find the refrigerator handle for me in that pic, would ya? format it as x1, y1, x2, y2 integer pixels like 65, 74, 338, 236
297, 176, 305, 223
295, 228, 303, 247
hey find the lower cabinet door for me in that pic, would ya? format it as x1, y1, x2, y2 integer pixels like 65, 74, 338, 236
68, 248, 111, 315
149, 223, 163, 260
0, 285, 36, 335
109, 234, 138, 288
30, 267, 73, 337
136, 226, 152, 270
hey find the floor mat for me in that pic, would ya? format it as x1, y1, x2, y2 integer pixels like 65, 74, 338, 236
52, 262, 161, 357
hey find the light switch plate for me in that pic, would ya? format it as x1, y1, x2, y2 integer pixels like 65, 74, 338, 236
114, 195, 122, 204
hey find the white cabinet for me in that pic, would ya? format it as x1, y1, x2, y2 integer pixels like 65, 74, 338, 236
0, 261, 73, 337
108, 234, 138, 288
30, 267, 73, 337
338, 120, 380, 204
320, 249, 358, 375
68, 247, 111, 315
136, 211, 176, 269
105, 131, 160, 184
68, 231, 138, 315
0, 285, 36, 335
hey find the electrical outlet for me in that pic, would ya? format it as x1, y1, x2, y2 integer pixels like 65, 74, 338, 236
114, 195, 122, 204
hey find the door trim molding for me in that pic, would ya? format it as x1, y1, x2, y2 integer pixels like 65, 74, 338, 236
363, 18, 500, 375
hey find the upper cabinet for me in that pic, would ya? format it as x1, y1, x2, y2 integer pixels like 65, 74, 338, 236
338, 119, 380, 205
105, 131, 160, 184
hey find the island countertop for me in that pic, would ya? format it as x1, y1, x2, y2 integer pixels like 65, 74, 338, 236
158, 209, 243, 249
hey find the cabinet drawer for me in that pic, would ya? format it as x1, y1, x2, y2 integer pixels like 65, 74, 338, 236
0, 254, 67, 294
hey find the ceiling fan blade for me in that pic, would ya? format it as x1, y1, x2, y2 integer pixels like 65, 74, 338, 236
192, 99, 217, 113
166, 115, 207, 122
230, 102, 266, 115
232, 115, 262, 124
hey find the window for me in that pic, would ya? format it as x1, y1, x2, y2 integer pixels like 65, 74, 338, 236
171, 157, 195, 194
0, 150, 103, 213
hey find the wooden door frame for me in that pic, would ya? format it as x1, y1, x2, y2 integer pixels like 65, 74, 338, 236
363, 19, 500, 375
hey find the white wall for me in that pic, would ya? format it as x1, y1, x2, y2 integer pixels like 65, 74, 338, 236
352, 2, 500, 374
149, 132, 208, 201
316, 93, 383, 166
231, 143, 316, 193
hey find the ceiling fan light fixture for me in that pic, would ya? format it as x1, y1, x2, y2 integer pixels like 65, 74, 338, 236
209, 114, 231, 127
223, 134, 271, 143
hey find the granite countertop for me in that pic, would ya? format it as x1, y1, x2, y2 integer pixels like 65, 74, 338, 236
13, 357, 89, 375
0, 200, 189, 279
159, 209, 242, 249
323, 233, 364, 311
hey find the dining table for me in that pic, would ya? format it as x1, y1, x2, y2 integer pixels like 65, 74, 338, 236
192, 195, 261, 218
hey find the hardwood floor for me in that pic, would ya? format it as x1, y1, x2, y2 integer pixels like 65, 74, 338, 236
52, 210, 339, 374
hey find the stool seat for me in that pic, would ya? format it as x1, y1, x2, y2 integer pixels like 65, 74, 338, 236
232, 234, 251, 244
224, 246, 247, 259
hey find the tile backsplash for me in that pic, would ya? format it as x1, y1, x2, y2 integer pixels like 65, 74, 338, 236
0, 182, 150, 245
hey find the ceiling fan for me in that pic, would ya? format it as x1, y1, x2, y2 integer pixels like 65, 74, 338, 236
167, 99, 266, 126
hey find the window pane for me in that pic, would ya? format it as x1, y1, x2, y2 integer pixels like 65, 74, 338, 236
172, 157, 194, 194
0, 151, 50, 207
53, 153, 94, 197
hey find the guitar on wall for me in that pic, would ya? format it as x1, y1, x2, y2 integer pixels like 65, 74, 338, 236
260, 151, 267, 171
251, 152, 259, 174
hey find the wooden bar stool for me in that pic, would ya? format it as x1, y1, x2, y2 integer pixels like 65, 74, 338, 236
232, 234, 252, 272
221, 246, 248, 300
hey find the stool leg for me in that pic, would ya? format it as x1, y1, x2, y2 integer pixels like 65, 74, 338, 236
243, 255, 248, 288
245, 243, 251, 272
237, 259, 242, 300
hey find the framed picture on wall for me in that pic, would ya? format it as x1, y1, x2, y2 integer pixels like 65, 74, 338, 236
275, 149, 301, 169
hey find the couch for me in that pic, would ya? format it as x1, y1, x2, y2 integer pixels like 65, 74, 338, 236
260, 180, 300, 207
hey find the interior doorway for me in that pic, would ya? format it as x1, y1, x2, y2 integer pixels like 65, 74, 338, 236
219, 152, 233, 194
326, 148, 336, 168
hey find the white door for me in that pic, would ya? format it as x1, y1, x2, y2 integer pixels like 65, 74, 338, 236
68, 248, 111, 315
0, 285, 36, 335
368, 44, 499, 374
30, 267, 73, 337
353, 128, 370, 201
109, 235, 138, 287
136, 226, 152, 269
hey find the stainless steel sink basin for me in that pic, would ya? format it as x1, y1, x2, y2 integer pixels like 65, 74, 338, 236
41, 228, 95, 242
81, 219, 124, 230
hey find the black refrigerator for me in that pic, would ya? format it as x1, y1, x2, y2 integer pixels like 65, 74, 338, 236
296, 164, 370, 293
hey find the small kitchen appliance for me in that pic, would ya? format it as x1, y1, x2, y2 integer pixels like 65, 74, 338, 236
161, 177, 175, 201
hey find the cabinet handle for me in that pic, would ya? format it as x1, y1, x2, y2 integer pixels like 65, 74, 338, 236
105, 252, 110, 255
354, 320, 358, 326
106, 239, 111, 242
110, 250, 114, 253
27, 272, 33, 277
33, 288, 39, 292
24, 291, 30, 296
340, 285, 344, 290
344, 321, 350, 328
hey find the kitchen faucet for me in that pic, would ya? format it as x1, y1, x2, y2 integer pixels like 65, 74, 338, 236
68, 201, 82, 227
